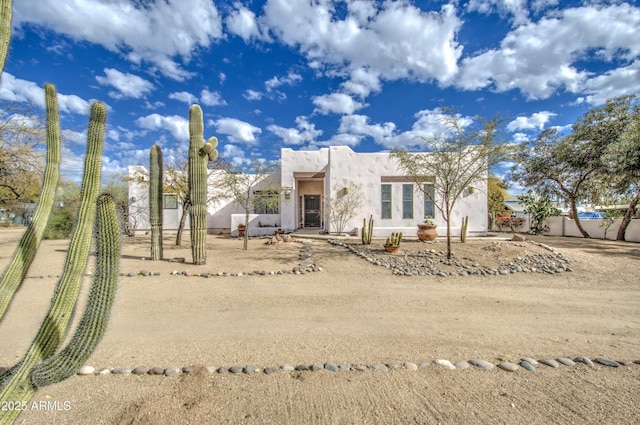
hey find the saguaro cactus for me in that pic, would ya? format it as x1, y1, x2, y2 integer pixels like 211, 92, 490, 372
0, 83, 61, 322
0, 0, 12, 76
149, 144, 163, 260
188, 104, 218, 265
461, 215, 469, 243
0, 90, 119, 425
361, 215, 373, 245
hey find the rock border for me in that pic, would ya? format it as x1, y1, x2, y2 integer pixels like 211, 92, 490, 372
328, 239, 572, 277
25, 240, 322, 280
5, 356, 634, 379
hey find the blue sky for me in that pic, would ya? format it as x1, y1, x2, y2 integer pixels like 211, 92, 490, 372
1, 0, 639, 191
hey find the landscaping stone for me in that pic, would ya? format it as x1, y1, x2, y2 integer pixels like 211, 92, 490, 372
280, 364, 294, 371
264, 367, 278, 375
111, 368, 132, 375
618, 360, 633, 366
164, 366, 181, 376
469, 359, 494, 370
352, 364, 367, 372
295, 364, 309, 371
556, 358, 576, 367
519, 360, 536, 372
132, 366, 151, 375
229, 366, 244, 374
595, 358, 620, 368
418, 362, 430, 369
244, 365, 259, 375
574, 356, 594, 367
97, 368, 111, 375
205, 365, 217, 373
498, 362, 519, 372
387, 363, 403, 370
434, 359, 456, 370
521, 357, 539, 366
77, 366, 95, 376
182, 366, 192, 374
538, 359, 560, 368
311, 363, 323, 371
372, 364, 388, 371
339, 363, 351, 371
324, 363, 338, 372
404, 362, 418, 371
217, 367, 229, 374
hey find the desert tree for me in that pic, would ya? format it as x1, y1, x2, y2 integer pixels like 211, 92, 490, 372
512, 96, 637, 238
0, 103, 47, 211
600, 97, 639, 240
392, 109, 512, 259
326, 180, 364, 235
487, 174, 508, 228
217, 159, 280, 250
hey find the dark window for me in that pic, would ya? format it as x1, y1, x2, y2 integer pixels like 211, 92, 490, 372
253, 190, 279, 214
402, 184, 413, 219
163, 194, 178, 209
381, 184, 392, 219
423, 184, 435, 219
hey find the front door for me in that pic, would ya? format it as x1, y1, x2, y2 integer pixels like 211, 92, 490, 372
303, 195, 321, 227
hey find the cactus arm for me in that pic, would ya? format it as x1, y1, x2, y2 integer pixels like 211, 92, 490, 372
149, 144, 163, 260
188, 106, 217, 265
0, 84, 61, 322
31, 194, 121, 387
0, 0, 11, 75
0, 100, 106, 425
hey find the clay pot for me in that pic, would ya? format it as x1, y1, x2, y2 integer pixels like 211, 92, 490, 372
383, 244, 400, 253
417, 223, 437, 241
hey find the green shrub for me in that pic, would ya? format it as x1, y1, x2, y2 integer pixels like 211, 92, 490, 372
44, 207, 75, 239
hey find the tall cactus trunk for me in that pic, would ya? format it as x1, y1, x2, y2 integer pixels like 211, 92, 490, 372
0, 0, 12, 76
187, 105, 218, 265
149, 144, 163, 260
0, 84, 60, 323
0, 94, 115, 425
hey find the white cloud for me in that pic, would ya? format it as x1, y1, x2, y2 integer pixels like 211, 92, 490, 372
225, 2, 269, 42
265, 72, 303, 92
467, 0, 531, 25
243, 89, 264, 101
213, 118, 261, 145
341, 67, 382, 98
576, 60, 640, 106
457, 3, 640, 99
200, 89, 227, 107
13, 0, 223, 81
134, 114, 189, 141
506, 111, 557, 131
95, 68, 154, 99
261, 0, 462, 84
0, 72, 91, 114
221, 144, 252, 168
267, 116, 323, 145
313, 93, 365, 115
169, 91, 199, 105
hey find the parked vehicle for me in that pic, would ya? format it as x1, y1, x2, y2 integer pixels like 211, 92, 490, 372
577, 211, 604, 220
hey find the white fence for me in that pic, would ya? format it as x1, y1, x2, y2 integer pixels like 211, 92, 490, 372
492, 216, 640, 242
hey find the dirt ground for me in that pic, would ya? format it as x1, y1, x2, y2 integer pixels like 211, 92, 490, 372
0, 229, 639, 425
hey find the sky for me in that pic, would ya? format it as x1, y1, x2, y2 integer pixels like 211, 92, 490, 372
1, 0, 639, 191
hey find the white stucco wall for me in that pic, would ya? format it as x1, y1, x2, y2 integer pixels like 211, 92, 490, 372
324, 146, 488, 236
129, 146, 489, 237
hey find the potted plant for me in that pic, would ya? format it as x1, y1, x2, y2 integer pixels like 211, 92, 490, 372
417, 216, 437, 242
237, 223, 246, 237
383, 232, 403, 253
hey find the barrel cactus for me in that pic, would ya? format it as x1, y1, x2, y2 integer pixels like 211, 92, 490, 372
188, 104, 218, 265
0, 87, 120, 425
149, 144, 163, 260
